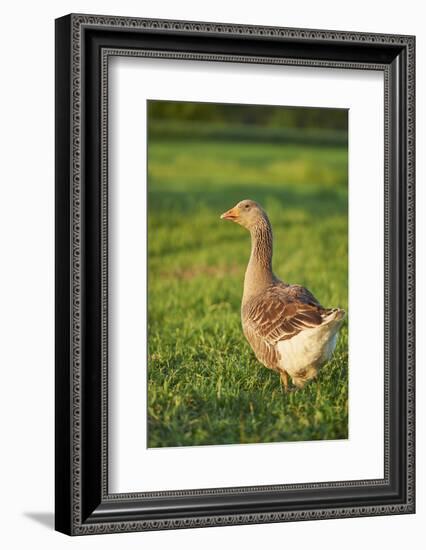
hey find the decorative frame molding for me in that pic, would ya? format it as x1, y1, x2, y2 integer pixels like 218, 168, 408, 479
55, 14, 415, 535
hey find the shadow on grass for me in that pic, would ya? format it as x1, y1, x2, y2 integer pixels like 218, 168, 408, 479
148, 183, 347, 257
149, 183, 347, 218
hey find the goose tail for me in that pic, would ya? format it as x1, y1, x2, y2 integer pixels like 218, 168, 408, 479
322, 307, 346, 324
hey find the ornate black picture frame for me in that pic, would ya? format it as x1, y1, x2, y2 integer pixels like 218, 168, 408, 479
55, 13, 415, 535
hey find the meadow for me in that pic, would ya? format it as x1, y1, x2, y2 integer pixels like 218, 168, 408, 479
147, 133, 348, 447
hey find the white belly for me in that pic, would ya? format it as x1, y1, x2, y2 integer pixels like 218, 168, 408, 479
277, 321, 340, 379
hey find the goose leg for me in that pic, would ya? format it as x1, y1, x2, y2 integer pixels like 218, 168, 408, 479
280, 370, 289, 392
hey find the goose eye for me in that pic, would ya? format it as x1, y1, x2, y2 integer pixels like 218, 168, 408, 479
245, 204, 250, 209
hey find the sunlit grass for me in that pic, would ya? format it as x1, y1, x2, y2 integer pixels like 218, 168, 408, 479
147, 139, 348, 447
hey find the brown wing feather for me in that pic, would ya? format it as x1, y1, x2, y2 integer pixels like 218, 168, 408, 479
285, 284, 323, 307
242, 283, 326, 370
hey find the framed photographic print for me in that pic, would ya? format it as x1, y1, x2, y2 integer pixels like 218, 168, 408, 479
55, 14, 415, 535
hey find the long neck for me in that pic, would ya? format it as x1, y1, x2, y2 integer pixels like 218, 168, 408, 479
243, 215, 274, 304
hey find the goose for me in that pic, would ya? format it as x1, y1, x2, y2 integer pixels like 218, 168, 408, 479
220, 199, 345, 391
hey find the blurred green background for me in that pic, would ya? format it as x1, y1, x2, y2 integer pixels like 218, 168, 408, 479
147, 100, 348, 448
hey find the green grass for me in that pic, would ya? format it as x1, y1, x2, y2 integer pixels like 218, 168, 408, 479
147, 139, 348, 447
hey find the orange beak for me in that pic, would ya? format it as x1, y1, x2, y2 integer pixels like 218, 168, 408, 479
220, 207, 239, 221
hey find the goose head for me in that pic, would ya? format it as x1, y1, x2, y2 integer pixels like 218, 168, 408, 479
220, 199, 266, 231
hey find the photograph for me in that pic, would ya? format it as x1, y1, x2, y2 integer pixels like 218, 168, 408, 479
147, 99, 349, 448
52, 9, 415, 538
